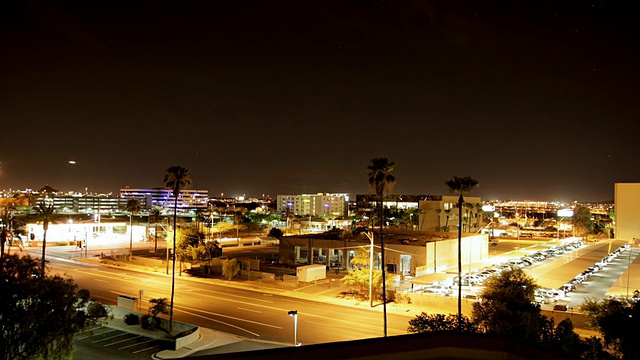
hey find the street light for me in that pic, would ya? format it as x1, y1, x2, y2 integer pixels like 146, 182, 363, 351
288, 310, 301, 346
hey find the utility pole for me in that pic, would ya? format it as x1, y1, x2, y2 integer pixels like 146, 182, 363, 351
365, 231, 375, 307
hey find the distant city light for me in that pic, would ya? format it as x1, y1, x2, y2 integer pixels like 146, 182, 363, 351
557, 209, 574, 217
68, 160, 76, 165
482, 205, 495, 212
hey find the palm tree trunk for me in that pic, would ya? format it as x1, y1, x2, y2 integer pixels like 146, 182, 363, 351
380, 197, 388, 337
129, 214, 133, 260
41, 229, 47, 278
154, 221, 158, 253
170, 196, 178, 333
457, 194, 463, 328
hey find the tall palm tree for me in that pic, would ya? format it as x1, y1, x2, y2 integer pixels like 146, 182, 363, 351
367, 157, 396, 337
163, 165, 192, 333
34, 202, 56, 277
126, 199, 141, 259
150, 208, 162, 252
445, 175, 479, 327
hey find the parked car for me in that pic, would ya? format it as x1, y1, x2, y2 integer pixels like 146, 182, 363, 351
422, 284, 453, 296
553, 304, 570, 311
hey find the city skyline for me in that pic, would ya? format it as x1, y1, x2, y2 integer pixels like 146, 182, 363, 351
2, 2, 639, 202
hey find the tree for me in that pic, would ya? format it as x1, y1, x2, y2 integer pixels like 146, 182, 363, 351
472, 268, 546, 342
268, 227, 283, 239
141, 298, 170, 332
572, 205, 593, 238
163, 165, 192, 333
445, 175, 479, 326
408, 313, 478, 334
213, 221, 235, 236
341, 265, 396, 302
0, 255, 107, 359
222, 258, 240, 280
580, 297, 640, 359
126, 199, 141, 259
150, 208, 163, 252
367, 156, 396, 337
34, 202, 56, 277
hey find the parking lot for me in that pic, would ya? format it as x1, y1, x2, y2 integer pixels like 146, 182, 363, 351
74, 326, 173, 360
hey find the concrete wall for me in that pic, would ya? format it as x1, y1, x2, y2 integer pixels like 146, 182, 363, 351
615, 183, 640, 241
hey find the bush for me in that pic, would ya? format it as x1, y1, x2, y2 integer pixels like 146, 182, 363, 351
86, 302, 108, 318
77, 289, 91, 303
123, 313, 139, 325
140, 314, 157, 330
222, 258, 240, 280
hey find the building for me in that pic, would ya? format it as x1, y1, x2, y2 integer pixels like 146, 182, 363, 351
33, 193, 129, 214
615, 183, 640, 241
278, 229, 488, 277
276, 193, 348, 217
355, 194, 483, 233
120, 187, 209, 213
417, 195, 483, 233
355, 194, 434, 215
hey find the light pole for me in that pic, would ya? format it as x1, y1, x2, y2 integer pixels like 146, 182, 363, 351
364, 231, 375, 307
288, 310, 301, 346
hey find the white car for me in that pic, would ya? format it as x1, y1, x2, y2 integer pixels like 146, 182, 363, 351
422, 284, 453, 296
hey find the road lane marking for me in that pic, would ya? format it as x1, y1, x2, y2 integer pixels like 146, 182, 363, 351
176, 304, 280, 329
191, 288, 274, 303
304, 320, 334, 327
237, 307, 262, 313
174, 307, 264, 337
110, 290, 140, 299
181, 292, 394, 332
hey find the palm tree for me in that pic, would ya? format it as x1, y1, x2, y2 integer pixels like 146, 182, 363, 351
150, 208, 162, 252
367, 157, 396, 337
464, 202, 475, 232
445, 175, 479, 327
126, 199, 141, 259
443, 209, 451, 231
34, 202, 56, 277
163, 165, 192, 333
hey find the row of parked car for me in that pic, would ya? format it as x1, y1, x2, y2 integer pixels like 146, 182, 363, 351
536, 243, 631, 309
451, 240, 586, 288
570, 243, 630, 286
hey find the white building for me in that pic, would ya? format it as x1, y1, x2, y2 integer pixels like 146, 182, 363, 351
277, 193, 348, 217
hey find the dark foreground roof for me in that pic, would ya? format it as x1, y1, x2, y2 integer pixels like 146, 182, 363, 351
191, 332, 573, 360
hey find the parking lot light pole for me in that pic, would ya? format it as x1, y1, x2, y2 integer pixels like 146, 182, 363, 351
288, 310, 300, 346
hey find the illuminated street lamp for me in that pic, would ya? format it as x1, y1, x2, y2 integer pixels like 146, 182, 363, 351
556, 209, 574, 241
288, 310, 301, 346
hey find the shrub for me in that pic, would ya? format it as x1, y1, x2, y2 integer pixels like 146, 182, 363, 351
86, 302, 108, 318
77, 289, 91, 303
123, 313, 139, 325
140, 314, 156, 330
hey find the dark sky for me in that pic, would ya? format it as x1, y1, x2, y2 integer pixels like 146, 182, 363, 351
1, 1, 639, 202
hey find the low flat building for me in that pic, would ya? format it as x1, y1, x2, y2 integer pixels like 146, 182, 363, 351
279, 229, 488, 277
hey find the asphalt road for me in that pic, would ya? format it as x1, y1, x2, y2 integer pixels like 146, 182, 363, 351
29, 247, 412, 345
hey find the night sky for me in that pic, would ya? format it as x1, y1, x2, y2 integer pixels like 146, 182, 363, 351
1, 1, 639, 202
